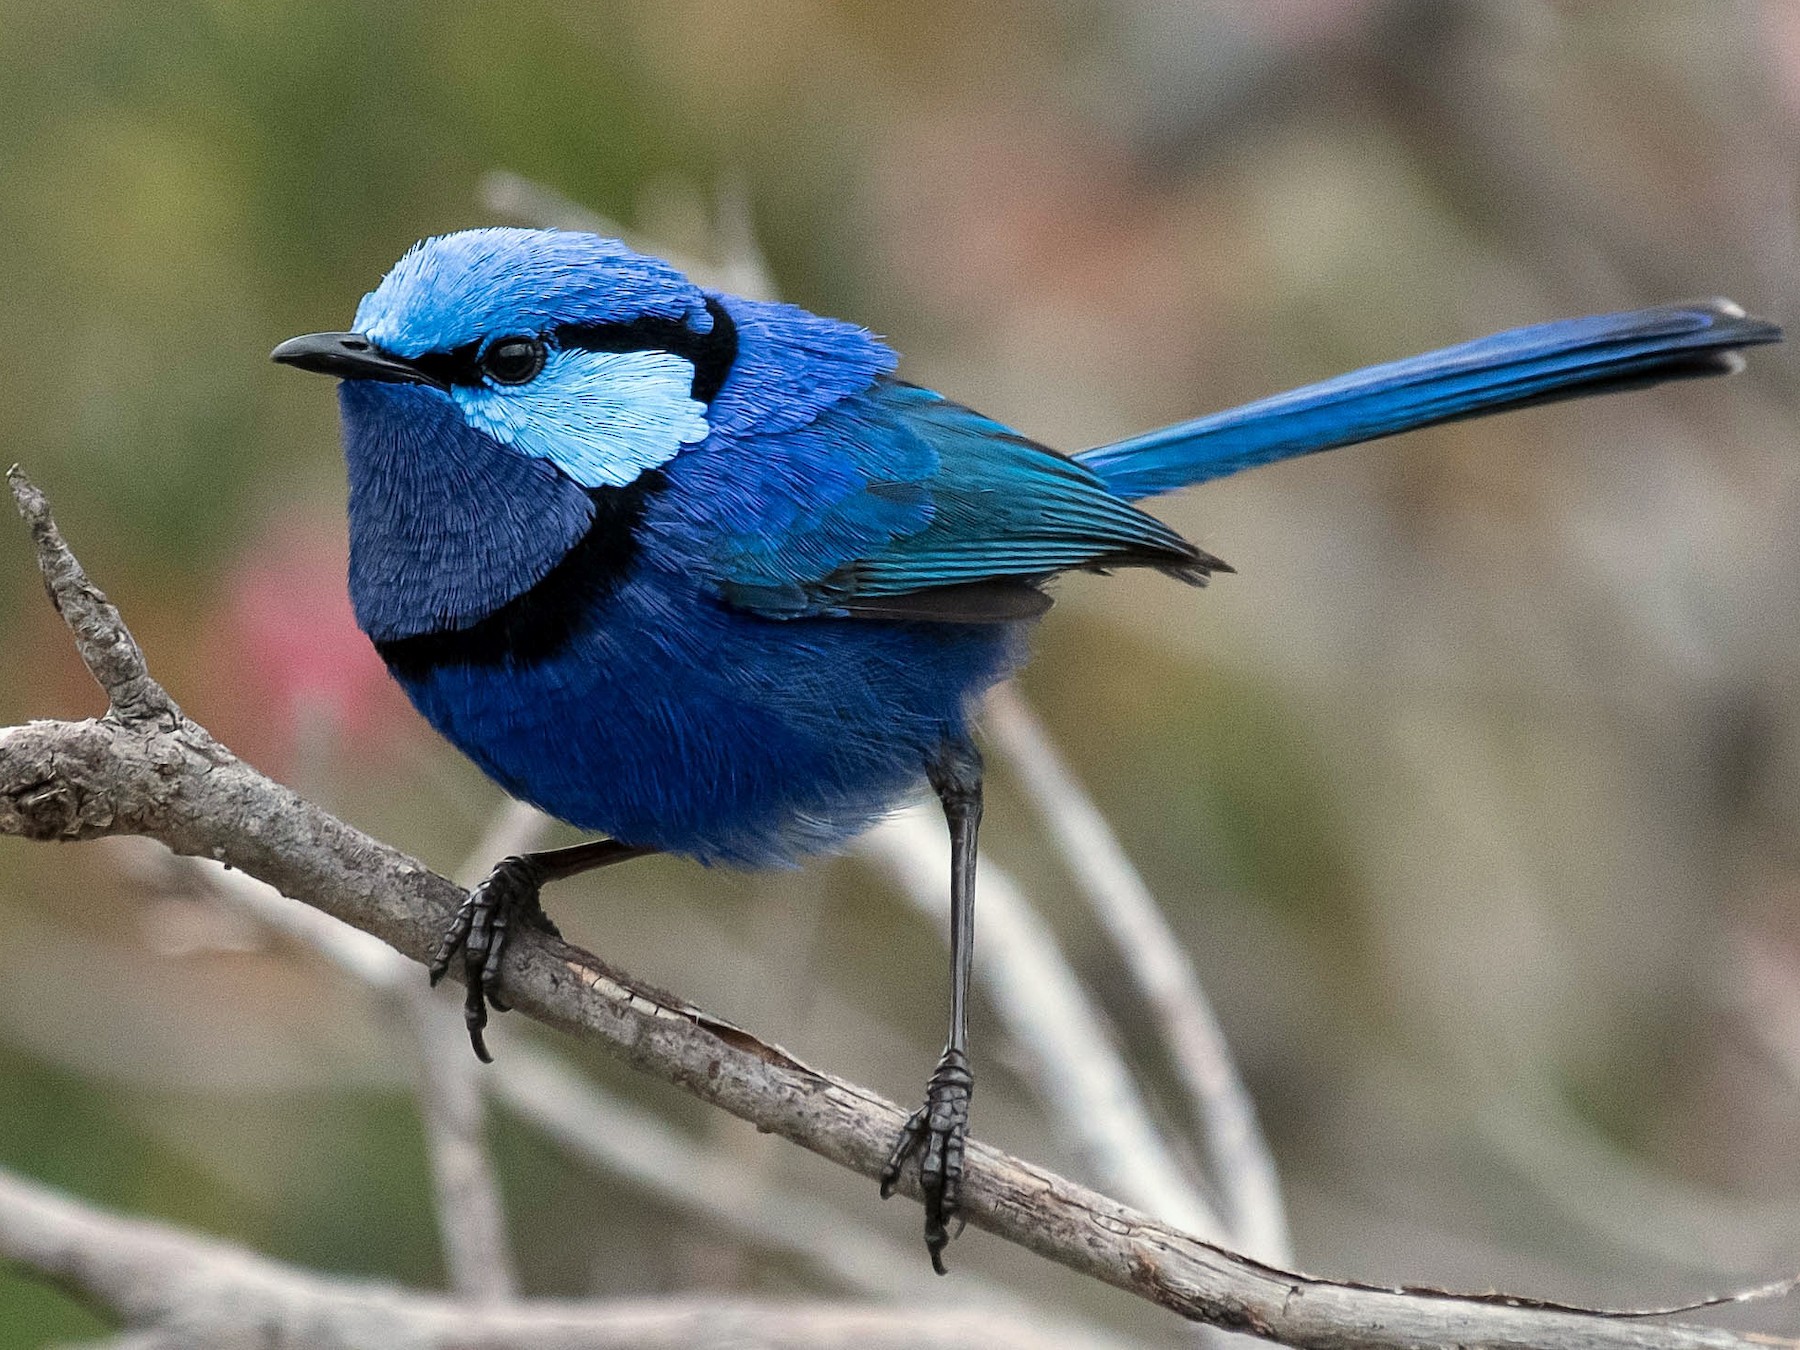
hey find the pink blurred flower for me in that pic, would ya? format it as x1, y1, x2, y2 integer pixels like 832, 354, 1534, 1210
204, 513, 417, 772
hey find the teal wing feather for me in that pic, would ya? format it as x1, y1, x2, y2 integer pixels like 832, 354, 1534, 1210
657, 378, 1223, 622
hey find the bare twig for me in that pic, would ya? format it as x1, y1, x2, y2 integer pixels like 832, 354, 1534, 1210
214, 881, 1138, 1347
986, 686, 1292, 1264
0, 1165, 1108, 1350
145, 801, 549, 1301
489, 1043, 923, 1297
12, 467, 182, 728
488, 1044, 1082, 1322
481, 171, 614, 235
480, 170, 778, 299
709, 171, 779, 300
10, 472, 1800, 1346
397, 973, 518, 1301
181, 819, 974, 1309
858, 810, 1230, 1244
404, 797, 550, 1300
1476, 1090, 1800, 1280
184, 853, 519, 1301
1729, 933, 1800, 1092
452, 800, 555, 893
208, 869, 959, 1304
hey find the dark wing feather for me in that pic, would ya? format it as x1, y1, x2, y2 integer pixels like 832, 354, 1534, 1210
837, 580, 1055, 623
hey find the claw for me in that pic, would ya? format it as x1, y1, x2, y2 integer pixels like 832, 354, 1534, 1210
880, 1104, 928, 1199
428, 892, 478, 987
464, 978, 492, 1063
880, 1046, 973, 1272
430, 855, 546, 1062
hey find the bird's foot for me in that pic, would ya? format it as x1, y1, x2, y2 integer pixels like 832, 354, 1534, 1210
880, 1045, 973, 1273
427, 855, 562, 1062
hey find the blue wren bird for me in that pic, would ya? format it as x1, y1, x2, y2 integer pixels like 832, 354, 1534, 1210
273, 228, 1779, 1269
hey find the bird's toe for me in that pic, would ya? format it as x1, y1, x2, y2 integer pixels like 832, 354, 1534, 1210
880, 1046, 973, 1272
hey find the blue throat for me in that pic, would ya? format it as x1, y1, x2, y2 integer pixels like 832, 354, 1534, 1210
340, 380, 598, 642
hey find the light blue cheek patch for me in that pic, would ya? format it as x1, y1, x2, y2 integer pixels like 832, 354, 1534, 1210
452, 347, 711, 488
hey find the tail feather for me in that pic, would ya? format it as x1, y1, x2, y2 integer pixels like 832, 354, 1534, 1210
1076, 300, 1781, 502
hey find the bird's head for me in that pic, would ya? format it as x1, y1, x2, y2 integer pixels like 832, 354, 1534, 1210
273, 226, 892, 644
273, 227, 730, 489
272, 228, 749, 642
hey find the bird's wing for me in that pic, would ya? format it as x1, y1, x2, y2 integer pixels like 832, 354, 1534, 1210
658, 379, 1222, 622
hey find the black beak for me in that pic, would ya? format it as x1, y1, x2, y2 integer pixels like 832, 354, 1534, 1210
270, 332, 448, 390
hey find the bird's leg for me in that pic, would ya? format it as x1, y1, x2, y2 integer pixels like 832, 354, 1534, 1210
881, 739, 982, 1273
430, 836, 653, 1062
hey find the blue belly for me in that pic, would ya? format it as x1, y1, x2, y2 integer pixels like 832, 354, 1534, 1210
389, 565, 1026, 865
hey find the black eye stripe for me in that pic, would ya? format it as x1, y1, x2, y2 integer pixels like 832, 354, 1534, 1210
409, 342, 481, 389
407, 298, 738, 403
559, 298, 738, 402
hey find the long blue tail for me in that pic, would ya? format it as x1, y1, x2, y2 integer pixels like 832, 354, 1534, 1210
1075, 300, 1781, 502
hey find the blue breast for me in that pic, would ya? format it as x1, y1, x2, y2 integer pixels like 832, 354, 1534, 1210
385, 562, 1021, 863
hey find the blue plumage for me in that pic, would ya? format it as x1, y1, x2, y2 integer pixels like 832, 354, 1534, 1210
1078, 301, 1771, 499
658, 376, 1206, 621
272, 227, 1779, 1266
355, 228, 708, 356
324, 231, 1773, 863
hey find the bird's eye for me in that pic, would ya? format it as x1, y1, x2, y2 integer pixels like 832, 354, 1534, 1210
480, 337, 547, 386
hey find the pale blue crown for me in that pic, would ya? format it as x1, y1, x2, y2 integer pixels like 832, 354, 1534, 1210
353, 227, 711, 358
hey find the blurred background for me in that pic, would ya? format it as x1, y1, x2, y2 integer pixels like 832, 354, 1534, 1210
4, 0, 1800, 1344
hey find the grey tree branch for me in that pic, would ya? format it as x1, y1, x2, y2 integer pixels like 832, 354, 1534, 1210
986, 686, 1292, 1264
396, 946, 517, 1300
5, 464, 1797, 1349
489, 1043, 941, 1301
15, 473, 182, 729
0, 1164, 1098, 1350
481, 170, 778, 300
152, 816, 525, 1302
178, 844, 1143, 1345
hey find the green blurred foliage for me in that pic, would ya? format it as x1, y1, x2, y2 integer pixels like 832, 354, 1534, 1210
0, 2, 720, 576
